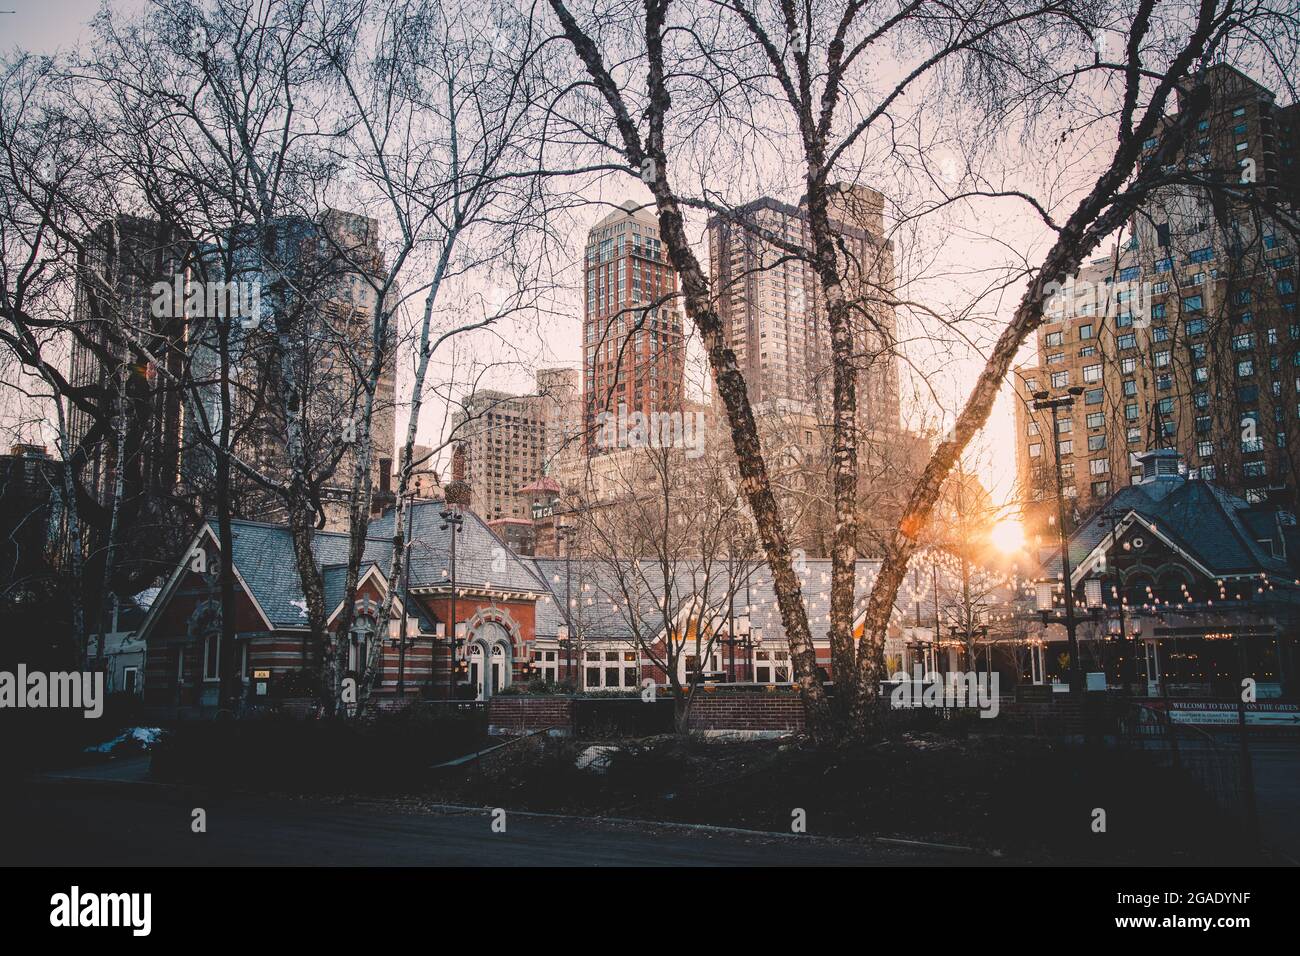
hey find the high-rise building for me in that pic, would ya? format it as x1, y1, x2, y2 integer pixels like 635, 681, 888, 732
582, 201, 685, 448
194, 209, 398, 531
451, 369, 574, 523
535, 366, 581, 469
1014, 65, 1300, 541
706, 184, 901, 433
68, 215, 189, 510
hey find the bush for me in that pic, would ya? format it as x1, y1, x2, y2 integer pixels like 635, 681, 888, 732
150, 707, 489, 793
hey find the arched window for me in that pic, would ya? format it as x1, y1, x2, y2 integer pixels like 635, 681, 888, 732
1156, 568, 1194, 604
1123, 571, 1154, 607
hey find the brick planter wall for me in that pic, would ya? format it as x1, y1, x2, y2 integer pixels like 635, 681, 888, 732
686, 693, 806, 733
487, 697, 576, 735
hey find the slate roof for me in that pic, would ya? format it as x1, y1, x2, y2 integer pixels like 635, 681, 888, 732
1040, 477, 1300, 582
221, 500, 546, 630
523, 556, 990, 645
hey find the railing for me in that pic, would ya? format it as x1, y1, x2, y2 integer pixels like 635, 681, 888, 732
1119, 702, 1256, 843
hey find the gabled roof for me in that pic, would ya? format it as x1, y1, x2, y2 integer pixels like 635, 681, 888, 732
1041, 477, 1299, 583
218, 501, 548, 630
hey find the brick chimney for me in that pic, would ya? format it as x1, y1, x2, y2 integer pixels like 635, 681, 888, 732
444, 442, 472, 508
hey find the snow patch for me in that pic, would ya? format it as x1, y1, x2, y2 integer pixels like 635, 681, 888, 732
84, 726, 166, 755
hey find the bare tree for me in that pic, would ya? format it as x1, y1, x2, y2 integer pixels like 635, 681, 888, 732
541, 0, 1298, 740
581, 440, 761, 730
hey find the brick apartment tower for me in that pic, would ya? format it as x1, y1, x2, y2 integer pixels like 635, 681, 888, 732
582, 201, 685, 450
705, 184, 901, 433
1014, 65, 1300, 541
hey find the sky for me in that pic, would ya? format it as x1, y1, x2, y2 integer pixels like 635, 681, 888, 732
0, 1, 117, 52
0, 0, 1087, 520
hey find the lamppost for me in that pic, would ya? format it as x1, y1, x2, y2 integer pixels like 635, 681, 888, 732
556, 522, 576, 685
396, 493, 415, 698
439, 505, 464, 699
1098, 506, 1136, 694
1032, 386, 1086, 694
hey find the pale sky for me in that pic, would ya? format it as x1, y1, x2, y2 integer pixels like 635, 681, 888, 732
2, 0, 1068, 518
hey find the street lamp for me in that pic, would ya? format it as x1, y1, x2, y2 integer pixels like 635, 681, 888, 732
1032, 386, 1086, 694
556, 522, 576, 685
439, 506, 464, 699
396, 493, 415, 698
1098, 506, 1136, 694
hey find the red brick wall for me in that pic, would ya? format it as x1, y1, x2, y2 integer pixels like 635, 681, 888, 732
485, 693, 808, 734
686, 693, 806, 732
487, 696, 575, 733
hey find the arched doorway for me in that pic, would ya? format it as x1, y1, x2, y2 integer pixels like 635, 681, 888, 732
467, 622, 513, 700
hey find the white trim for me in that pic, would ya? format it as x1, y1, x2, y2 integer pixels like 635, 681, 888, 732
1070, 512, 1216, 586
325, 564, 402, 626
136, 523, 275, 639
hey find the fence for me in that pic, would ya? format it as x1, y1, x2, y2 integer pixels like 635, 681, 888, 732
1117, 702, 1258, 844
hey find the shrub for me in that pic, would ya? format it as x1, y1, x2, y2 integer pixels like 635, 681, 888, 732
150, 707, 489, 793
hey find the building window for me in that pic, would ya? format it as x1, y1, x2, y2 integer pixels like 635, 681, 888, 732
203, 629, 220, 682
1091, 480, 1110, 497
1083, 364, 1102, 383
1084, 388, 1103, 405
1086, 412, 1104, 429
754, 650, 791, 684
1089, 458, 1109, 475
1088, 434, 1107, 452
532, 649, 559, 683
1051, 371, 1069, 388
1058, 439, 1073, 455
1244, 461, 1267, 478
1197, 440, 1213, 458
584, 647, 640, 690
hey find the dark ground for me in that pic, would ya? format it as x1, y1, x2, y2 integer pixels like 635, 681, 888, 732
406, 732, 1268, 864
8, 725, 1296, 866
1, 776, 963, 866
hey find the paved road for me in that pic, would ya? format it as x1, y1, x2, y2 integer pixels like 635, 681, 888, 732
1248, 741, 1300, 863
2, 776, 965, 867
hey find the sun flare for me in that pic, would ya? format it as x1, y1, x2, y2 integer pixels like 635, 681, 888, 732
990, 518, 1026, 555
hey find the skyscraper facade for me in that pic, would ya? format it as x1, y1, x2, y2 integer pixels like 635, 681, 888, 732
706, 184, 902, 433
582, 201, 685, 449
1014, 65, 1300, 540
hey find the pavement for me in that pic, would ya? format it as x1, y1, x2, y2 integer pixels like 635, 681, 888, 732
3, 769, 972, 866
1248, 741, 1300, 864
